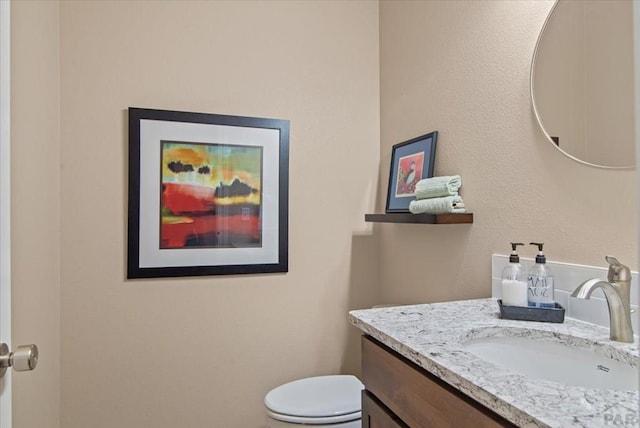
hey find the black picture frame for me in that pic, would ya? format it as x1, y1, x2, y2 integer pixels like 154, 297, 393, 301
385, 131, 438, 213
127, 107, 289, 279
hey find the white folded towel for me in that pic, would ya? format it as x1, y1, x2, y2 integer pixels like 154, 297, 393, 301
409, 195, 466, 214
414, 175, 462, 200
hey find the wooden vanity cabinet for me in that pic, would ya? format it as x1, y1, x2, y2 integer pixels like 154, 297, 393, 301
361, 335, 516, 428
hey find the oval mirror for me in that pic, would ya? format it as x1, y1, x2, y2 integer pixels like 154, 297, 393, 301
531, 0, 636, 169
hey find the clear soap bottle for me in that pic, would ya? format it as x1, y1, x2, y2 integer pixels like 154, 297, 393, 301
527, 242, 555, 308
501, 243, 528, 306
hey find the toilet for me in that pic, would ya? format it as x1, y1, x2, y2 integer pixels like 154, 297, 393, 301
264, 375, 364, 427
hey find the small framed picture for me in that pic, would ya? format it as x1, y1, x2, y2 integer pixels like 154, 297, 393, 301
385, 131, 437, 213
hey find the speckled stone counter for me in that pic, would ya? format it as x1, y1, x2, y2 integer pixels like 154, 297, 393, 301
349, 298, 639, 428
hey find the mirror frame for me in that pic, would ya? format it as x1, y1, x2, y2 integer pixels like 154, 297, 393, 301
530, 0, 636, 170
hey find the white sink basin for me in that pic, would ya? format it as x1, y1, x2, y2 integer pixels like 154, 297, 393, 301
462, 335, 639, 391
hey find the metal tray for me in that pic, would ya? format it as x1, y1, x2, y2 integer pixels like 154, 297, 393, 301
498, 299, 565, 323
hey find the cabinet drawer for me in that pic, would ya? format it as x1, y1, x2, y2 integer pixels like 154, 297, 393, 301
362, 390, 407, 428
362, 335, 514, 428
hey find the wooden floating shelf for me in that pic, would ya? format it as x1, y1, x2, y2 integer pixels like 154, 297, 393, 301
364, 213, 473, 224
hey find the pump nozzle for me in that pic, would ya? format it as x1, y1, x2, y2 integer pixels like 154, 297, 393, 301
530, 242, 544, 252
530, 242, 546, 263
510, 242, 524, 252
509, 243, 524, 263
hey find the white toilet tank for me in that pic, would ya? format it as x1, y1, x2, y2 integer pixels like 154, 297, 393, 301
264, 375, 363, 427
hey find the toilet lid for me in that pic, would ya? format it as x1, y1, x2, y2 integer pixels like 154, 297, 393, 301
264, 375, 363, 418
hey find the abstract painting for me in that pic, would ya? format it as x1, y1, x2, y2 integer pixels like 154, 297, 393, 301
128, 108, 289, 278
160, 141, 263, 249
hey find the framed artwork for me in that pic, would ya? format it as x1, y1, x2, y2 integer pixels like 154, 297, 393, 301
385, 131, 438, 213
127, 107, 289, 279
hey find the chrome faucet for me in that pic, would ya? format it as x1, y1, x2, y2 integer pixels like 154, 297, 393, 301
571, 256, 634, 343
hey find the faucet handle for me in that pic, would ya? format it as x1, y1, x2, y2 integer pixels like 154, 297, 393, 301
605, 256, 632, 282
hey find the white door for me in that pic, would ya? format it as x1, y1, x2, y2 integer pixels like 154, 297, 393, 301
0, 3, 39, 427
0, 1, 12, 425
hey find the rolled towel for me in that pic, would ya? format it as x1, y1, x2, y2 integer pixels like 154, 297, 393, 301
409, 195, 466, 214
414, 175, 461, 200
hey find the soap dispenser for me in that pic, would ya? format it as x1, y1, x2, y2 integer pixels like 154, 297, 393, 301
501, 243, 527, 307
527, 242, 555, 308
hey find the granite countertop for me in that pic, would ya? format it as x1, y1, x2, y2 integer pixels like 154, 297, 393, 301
349, 298, 639, 428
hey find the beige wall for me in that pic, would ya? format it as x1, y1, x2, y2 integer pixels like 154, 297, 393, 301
378, 0, 637, 305
10, 1, 639, 427
11, 1, 61, 428
59, 1, 379, 427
